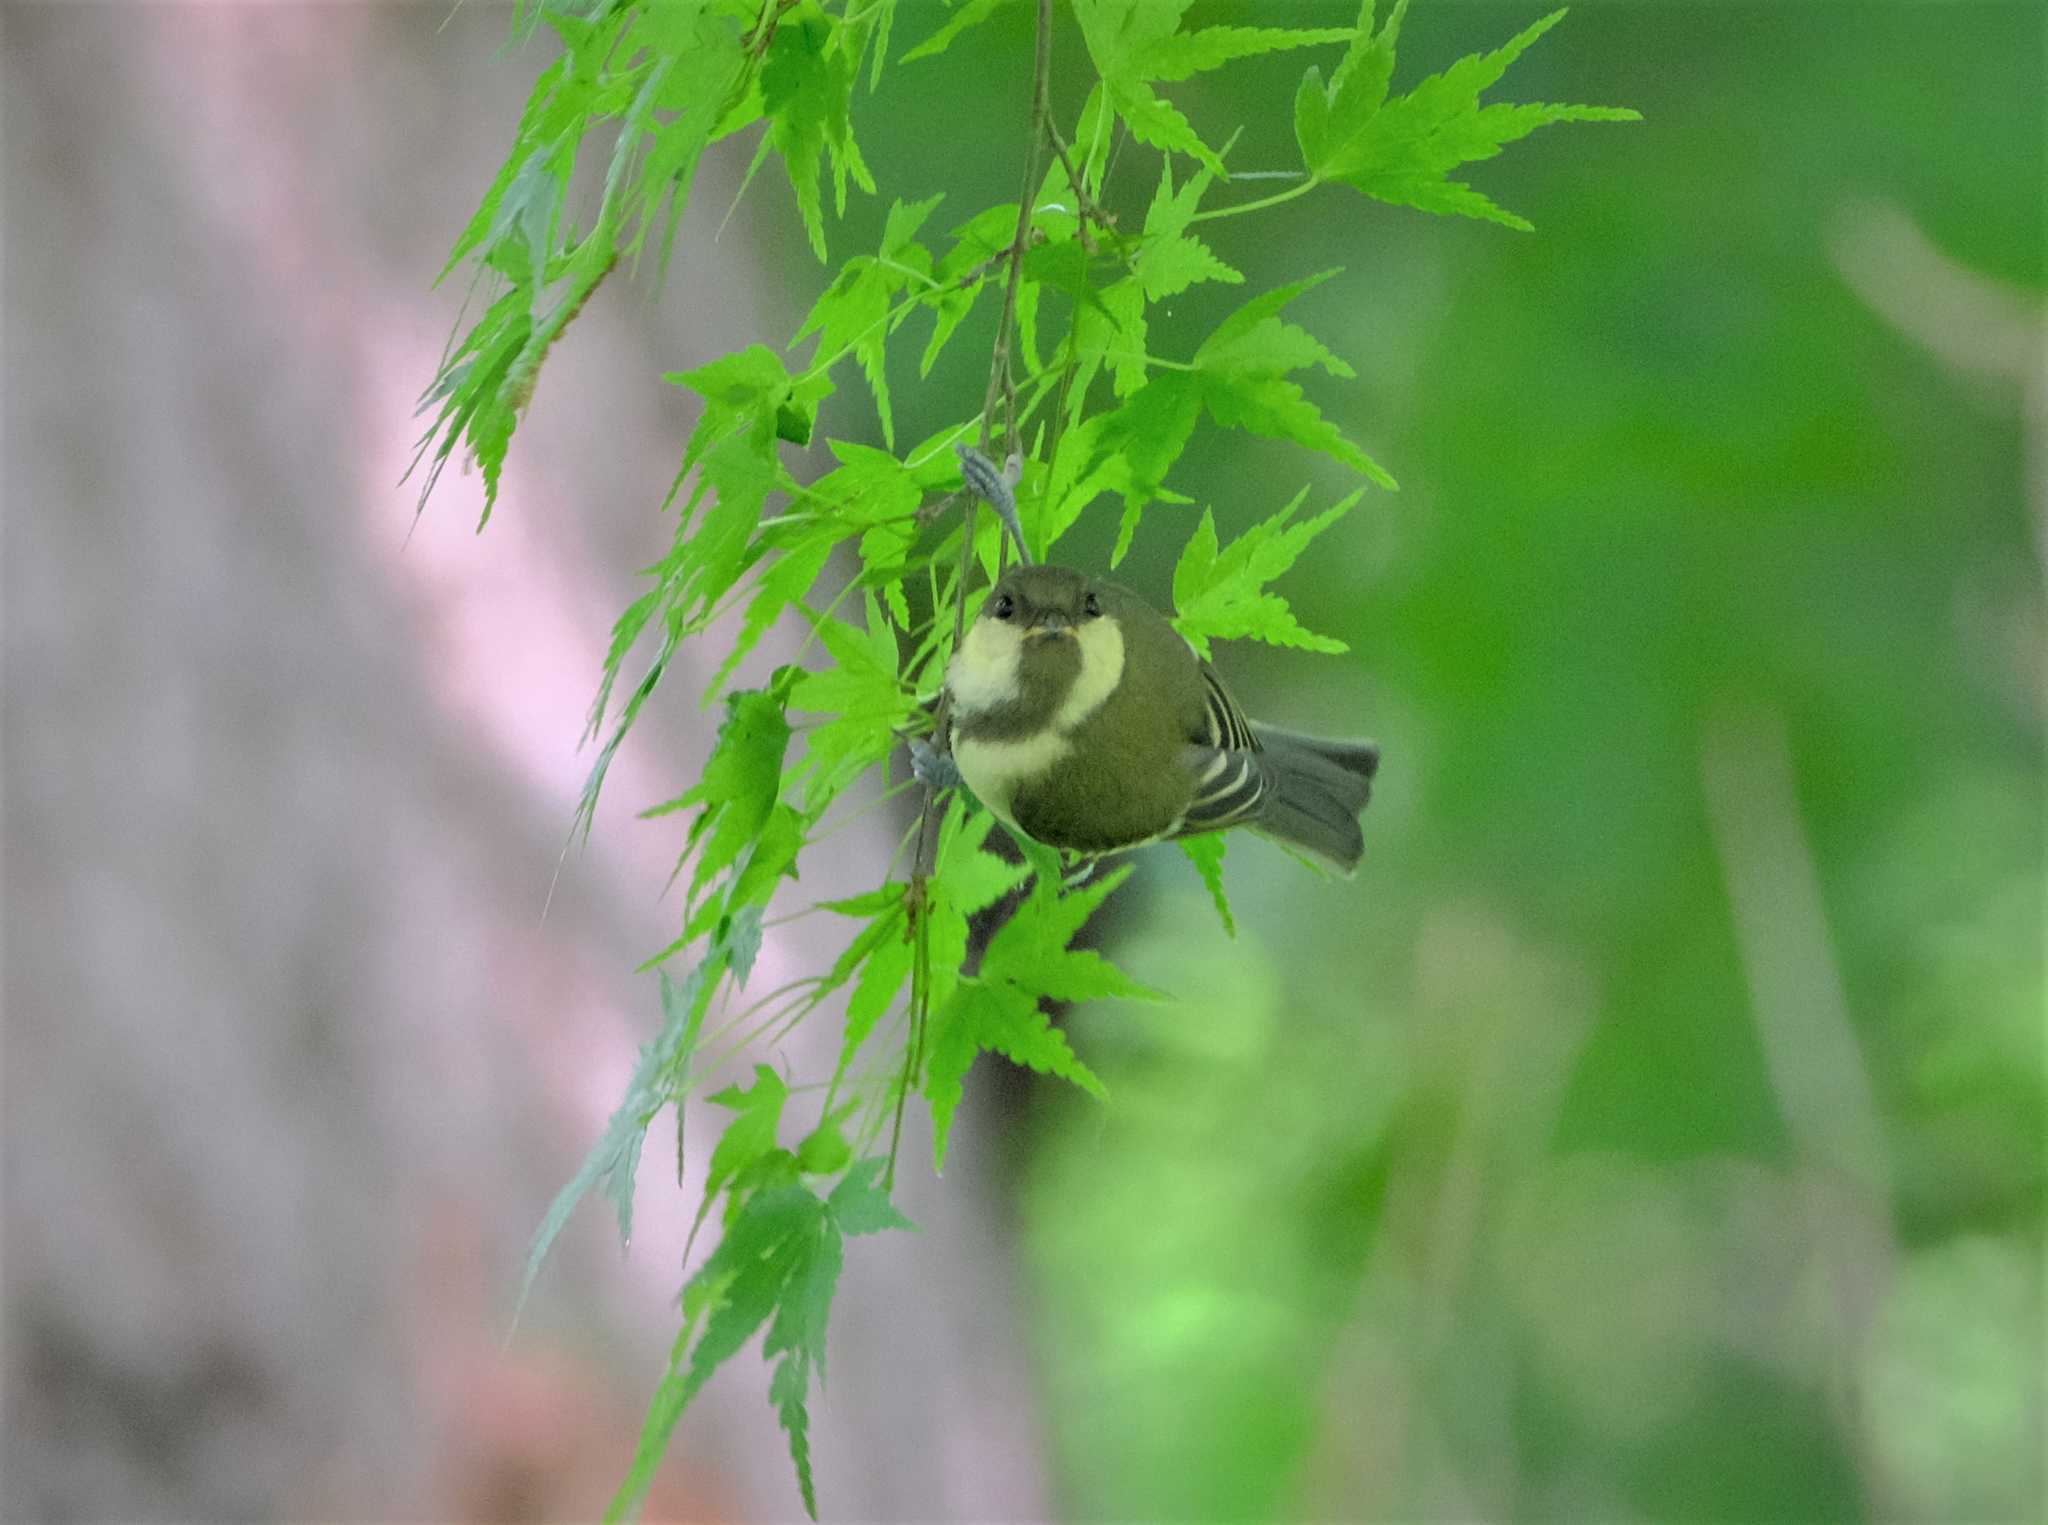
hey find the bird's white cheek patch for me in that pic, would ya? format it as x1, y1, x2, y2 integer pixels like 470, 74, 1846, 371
1052, 617, 1124, 731
946, 618, 1022, 719
954, 730, 1071, 826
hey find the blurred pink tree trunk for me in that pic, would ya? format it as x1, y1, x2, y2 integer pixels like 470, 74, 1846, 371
1, 8, 1046, 1519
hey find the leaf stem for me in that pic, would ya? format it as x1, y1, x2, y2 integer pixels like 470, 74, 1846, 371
1189, 176, 1320, 224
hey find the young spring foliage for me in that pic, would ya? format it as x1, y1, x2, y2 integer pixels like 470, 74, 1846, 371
423, 0, 1633, 1515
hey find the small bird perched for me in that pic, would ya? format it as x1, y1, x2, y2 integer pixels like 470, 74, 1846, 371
939, 561, 1380, 873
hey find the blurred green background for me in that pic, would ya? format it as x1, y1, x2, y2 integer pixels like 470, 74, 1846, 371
6, 2, 2038, 1519
809, 2, 2045, 1517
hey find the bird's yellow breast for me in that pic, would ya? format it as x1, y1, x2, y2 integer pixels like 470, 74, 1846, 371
947, 616, 1026, 718
946, 614, 1126, 827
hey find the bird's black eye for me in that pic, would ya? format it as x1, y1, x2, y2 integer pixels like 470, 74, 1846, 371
992, 594, 1016, 621
1082, 592, 1101, 619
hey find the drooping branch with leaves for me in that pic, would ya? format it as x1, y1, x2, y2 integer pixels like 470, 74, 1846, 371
415, 0, 1634, 1515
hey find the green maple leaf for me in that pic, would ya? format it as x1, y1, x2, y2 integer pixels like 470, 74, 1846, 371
901, 0, 1014, 63
793, 195, 944, 447
515, 938, 743, 1325
757, 3, 876, 259
762, 1207, 842, 1519
1191, 273, 1394, 490
1135, 162, 1243, 301
980, 863, 1163, 1005
1296, 1, 1639, 231
658, 687, 794, 898
1097, 275, 1390, 563
925, 855, 1162, 1169
813, 886, 913, 1094
828, 1157, 917, 1236
924, 801, 1033, 1020
703, 526, 838, 700
609, 1185, 820, 1522
788, 594, 917, 808
609, 1157, 911, 1522
697, 1065, 794, 1229
1144, 22, 1357, 82
1178, 833, 1235, 937
1071, 0, 1354, 172
1172, 486, 1358, 659
924, 978, 1104, 1172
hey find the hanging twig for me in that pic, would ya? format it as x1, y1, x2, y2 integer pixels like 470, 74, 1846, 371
889, 0, 1063, 1189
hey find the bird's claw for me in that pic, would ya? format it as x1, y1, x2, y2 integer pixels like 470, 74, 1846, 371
909, 736, 963, 793
955, 443, 1032, 565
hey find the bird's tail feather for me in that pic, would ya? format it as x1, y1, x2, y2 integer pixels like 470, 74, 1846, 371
1249, 725, 1379, 876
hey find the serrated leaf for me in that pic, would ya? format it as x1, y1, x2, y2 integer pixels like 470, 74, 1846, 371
1099, 371, 1202, 565
714, 804, 804, 936
705, 1065, 792, 1202
789, 598, 917, 809
793, 199, 942, 450
795, 1111, 854, 1176
1110, 78, 1225, 173
1300, 3, 1638, 230
1172, 491, 1358, 658
819, 885, 906, 918
920, 800, 1031, 1025
925, 860, 1156, 1170
766, 1204, 844, 1514
1146, 24, 1357, 82
901, 0, 1014, 62
515, 955, 717, 1324
672, 687, 793, 903
1186, 279, 1396, 487
1134, 159, 1245, 304
980, 863, 1163, 1003
828, 1157, 917, 1234
408, 287, 532, 525
1101, 280, 1150, 398
1199, 316, 1353, 380
761, 5, 876, 260
925, 977, 1106, 1171
1193, 270, 1337, 364
830, 905, 912, 1089
1178, 833, 1235, 936
935, 800, 1034, 916
1200, 369, 1392, 484
608, 1185, 824, 1522
769, 1342, 821, 1519
1293, 65, 1332, 170
704, 527, 837, 700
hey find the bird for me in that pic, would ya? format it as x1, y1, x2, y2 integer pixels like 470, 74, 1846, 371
937, 561, 1380, 873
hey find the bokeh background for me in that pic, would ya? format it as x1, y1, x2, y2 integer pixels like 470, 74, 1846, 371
4, 2, 2041, 1521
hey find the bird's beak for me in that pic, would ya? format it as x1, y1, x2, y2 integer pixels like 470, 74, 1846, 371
1029, 610, 1074, 637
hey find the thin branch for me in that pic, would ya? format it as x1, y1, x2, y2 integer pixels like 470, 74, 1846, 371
1044, 119, 1116, 250
891, 0, 1063, 1188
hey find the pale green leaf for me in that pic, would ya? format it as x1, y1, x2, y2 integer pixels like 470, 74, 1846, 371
1145, 24, 1357, 83
901, 0, 1014, 63
1179, 833, 1236, 936
1171, 490, 1359, 657
827, 1157, 917, 1235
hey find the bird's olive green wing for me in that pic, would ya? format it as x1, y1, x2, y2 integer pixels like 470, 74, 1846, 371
1178, 665, 1264, 834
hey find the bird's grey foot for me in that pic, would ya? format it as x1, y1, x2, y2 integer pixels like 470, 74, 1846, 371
955, 443, 1032, 565
908, 736, 963, 793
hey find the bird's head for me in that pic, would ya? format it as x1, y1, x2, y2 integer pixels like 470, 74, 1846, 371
948, 564, 1121, 725
982, 564, 1106, 639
